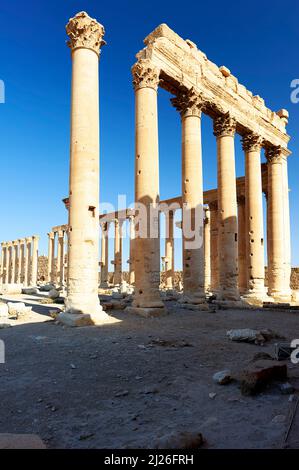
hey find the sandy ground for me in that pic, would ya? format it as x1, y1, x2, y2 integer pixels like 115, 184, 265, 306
0, 293, 298, 449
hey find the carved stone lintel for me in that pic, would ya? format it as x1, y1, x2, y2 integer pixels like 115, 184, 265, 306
171, 87, 204, 118
265, 145, 285, 164
213, 112, 236, 137
209, 200, 218, 211
132, 59, 160, 91
241, 133, 263, 152
66, 11, 106, 56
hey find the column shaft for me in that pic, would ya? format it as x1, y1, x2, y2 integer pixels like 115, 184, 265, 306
237, 197, 247, 293
114, 220, 122, 285
165, 210, 174, 289
204, 208, 211, 292
209, 202, 219, 293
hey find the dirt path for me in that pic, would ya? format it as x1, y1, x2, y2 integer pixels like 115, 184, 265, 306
0, 294, 298, 448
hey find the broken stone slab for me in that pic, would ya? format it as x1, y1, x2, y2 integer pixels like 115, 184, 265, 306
153, 431, 203, 449
0, 284, 23, 295
22, 287, 39, 295
239, 359, 288, 396
57, 311, 119, 327
0, 303, 9, 318
0, 433, 46, 449
227, 328, 282, 345
125, 306, 168, 318
213, 370, 232, 385
7, 302, 32, 317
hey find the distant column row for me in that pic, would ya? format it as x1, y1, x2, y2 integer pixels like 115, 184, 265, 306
47, 228, 68, 287
0, 236, 39, 287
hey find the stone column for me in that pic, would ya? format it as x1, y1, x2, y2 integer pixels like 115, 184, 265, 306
204, 207, 211, 293
237, 196, 247, 294
172, 88, 205, 305
15, 241, 21, 284
57, 230, 65, 288
242, 133, 266, 299
164, 210, 175, 290
281, 154, 291, 297
209, 201, 219, 293
12, 241, 19, 284
128, 215, 135, 286
129, 58, 165, 316
213, 113, 239, 301
24, 237, 32, 287
30, 235, 39, 287
63, 11, 107, 324
47, 232, 55, 284
0, 243, 7, 284
19, 239, 25, 284
7, 242, 13, 284
100, 222, 109, 288
266, 147, 291, 300
113, 219, 122, 285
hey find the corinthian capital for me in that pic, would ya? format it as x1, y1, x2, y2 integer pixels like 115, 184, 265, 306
66, 11, 106, 55
171, 87, 204, 118
265, 146, 284, 164
132, 59, 160, 91
213, 112, 236, 137
241, 132, 263, 152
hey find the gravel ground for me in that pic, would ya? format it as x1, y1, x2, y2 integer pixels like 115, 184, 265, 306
0, 294, 298, 449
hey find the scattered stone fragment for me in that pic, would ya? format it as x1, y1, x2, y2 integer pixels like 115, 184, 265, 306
279, 383, 295, 395
209, 393, 217, 399
213, 370, 232, 385
272, 415, 286, 424
48, 289, 60, 300
154, 431, 203, 449
227, 328, 283, 345
22, 287, 38, 295
0, 303, 9, 319
114, 390, 129, 397
0, 323, 11, 329
7, 302, 32, 318
39, 284, 55, 292
240, 359, 287, 396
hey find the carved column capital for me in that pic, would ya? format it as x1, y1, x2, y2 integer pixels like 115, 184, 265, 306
132, 59, 160, 91
25, 237, 32, 245
241, 133, 263, 152
265, 146, 285, 164
66, 11, 106, 56
12, 240, 19, 247
213, 112, 236, 137
171, 87, 204, 118
48, 232, 55, 240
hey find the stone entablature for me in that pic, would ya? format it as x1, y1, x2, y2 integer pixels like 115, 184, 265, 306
136, 24, 290, 148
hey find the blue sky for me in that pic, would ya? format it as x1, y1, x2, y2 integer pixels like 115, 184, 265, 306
0, 0, 298, 270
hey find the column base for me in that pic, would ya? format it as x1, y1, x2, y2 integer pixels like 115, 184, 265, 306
125, 306, 168, 318
242, 286, 270, 304
267, 289, 292, 303
178, 302, 210, 311
57, 310, 117, 327
178, 293, 207, 305
217, 289, 240, 302
212, 299, 251, 309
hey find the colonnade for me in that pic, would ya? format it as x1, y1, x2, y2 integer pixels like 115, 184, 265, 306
0, 236, 39, 287
47, 227, 68, 287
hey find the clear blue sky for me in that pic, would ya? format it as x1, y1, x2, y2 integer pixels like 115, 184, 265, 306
0, 0, 298, 270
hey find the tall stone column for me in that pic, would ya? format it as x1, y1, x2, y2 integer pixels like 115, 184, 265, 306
164, 209, 175, 290
47, 232, 55, 284
100, 222, 109, 288
242, 133, 266, 299
172, 88, 205, 305
12, 241, 19, 284
24, 237, 32, 287
57, 230, 65, 288
128, 215, 135, 286
62, 11, 108, 324
266, 147, 291, 300
0, 243, 7, 284
30, 235, 39, 287
209, 201, 219, 293
281, 154, 291, 297
7, 242, 13, 284
19, 239, 25, 284
204, 207, 211, 293
213, 113, 239, 301
237, 196, 247, 294
15, 241, 21, 284
113, 219, 122, 285
128, 58, 165, 316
